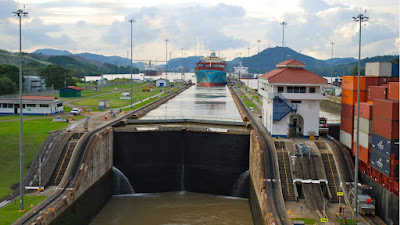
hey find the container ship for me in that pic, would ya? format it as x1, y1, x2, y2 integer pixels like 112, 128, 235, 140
195, 52, 227, 86
339, 62, 399, 198
144, 61, 162, 76
232, 61, 255, 79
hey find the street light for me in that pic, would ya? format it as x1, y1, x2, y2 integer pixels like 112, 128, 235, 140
12, 8, 28, 213
165, 39, 168, 85
330, 42, 334, 90
352, 12, 369, 219
128, 19, 135, 109
257, 40, 261, 54
280, 21, 287, 62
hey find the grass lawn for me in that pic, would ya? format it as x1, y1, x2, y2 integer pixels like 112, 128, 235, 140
0, 115, 44, 121
243, 99, 258, 109
0, 196, 46, 225
337, 218, 357, 225
291, 218, 317, 224
0, 119, 69, 198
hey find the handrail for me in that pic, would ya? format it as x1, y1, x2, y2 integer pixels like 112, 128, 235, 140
54, 138, 74, 185
325, 148, 338, 195
281, 147, 291, 200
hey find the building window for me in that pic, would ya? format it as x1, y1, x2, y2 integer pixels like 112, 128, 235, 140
40, 104, 49, 107
8, 104, 13, 108
277, 86, 284, 93
309, 87, 316, 93
300, 87, 306, 93
1, 103, 5, 108
27, 104, 36, 107
57, 103, 63, 107
287, 86, 306, 93
287, 87, 293, 93
291, 100, 302, 104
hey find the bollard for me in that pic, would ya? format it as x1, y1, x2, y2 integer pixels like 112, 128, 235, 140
104, 116, 107, 121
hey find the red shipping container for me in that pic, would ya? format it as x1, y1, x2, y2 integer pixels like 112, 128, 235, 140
352, 142, 370, 163
341, 103, 354, 119
355, 102, 373, 119
372, 116, 399, 139
368, 86, 388, 101
366, 77, 379, 87
373, 99, 399, 121
379, 77, 400, 85
388, 82, 399, 100
340, 116, 354, 134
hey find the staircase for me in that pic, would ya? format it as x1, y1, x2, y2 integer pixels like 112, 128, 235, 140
277, 147, 295, 201
49, 135, 81, 186
273, 94, 297, 121
321, 153, 339, 203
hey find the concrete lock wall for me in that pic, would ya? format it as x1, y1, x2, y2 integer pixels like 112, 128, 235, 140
113, 130, 250, 196
34, 128, 114, 225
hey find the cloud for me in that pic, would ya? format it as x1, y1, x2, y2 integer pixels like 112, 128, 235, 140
0, 0, 17, 20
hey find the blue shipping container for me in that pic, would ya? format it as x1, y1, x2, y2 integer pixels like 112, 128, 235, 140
371, 133, 399, 159
370, 149, 390, 177
392, 63, 399, 77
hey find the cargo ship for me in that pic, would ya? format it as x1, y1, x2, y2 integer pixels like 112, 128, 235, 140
144, 61, 162, 76
339, 62, 399, 205
233, 61, 255, 79
195, 52, 227, 86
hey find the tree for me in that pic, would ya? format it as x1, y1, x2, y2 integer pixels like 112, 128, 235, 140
351, 65, 365, 76
40, 65, 74, 89
0, 76, 17, 95
0, 64, 22, 86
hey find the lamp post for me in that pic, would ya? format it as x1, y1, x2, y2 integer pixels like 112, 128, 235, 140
247, 47, 250, 57
12, 8, 28, 212
280, 21, 287, 61
128, 19, 135, 109
352, 12, 369, 218
165, 39, 168, 85
257, 40, 261, 54
330, 42, 334, 91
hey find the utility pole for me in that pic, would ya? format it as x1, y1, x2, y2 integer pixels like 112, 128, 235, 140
165, 39, 168, 85
12, 7, 28, 213
257, 40, 261, 54
128, 19, 135, 109
280, 21, 287, 62
352, 11, 369, 219
247, 47, 250, 57
330, 42, 334, 90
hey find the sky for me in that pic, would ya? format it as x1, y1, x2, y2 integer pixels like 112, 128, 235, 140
0, 0, 399, 62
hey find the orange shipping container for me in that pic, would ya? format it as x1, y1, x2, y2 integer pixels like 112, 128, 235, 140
342, 90, 367, 105
340, 116, 354, 134
342, 76, 367, 91
352, 142, 370, 163
388, 82, 399, 100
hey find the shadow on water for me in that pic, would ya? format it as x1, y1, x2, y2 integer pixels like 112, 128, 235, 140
231, 170, 250, 198
113, 167, 135, 195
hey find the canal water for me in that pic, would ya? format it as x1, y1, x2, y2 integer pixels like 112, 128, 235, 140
90, 192, 253, 225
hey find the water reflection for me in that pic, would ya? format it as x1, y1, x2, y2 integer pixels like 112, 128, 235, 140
140, 85, 242, 122
90, 192, 253, 225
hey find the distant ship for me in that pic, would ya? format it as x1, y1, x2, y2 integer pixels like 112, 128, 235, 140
144, 61, 162, 76
233, 61, 255, 79
195, 52, 227, 86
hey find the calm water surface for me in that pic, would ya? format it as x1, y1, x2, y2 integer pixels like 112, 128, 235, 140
90, 192, 253, 225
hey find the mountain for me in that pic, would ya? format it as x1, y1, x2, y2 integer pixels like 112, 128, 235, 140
33, 49, 73, 56
0, 49, 50, 67
323, 57, 357, 66
164, 56, 202, 72
76, 53, 131, 66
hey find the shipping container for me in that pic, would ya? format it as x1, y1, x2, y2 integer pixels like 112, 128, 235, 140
371, 133, 399, 158
340, 130, 352, 149
341, 103, 354, 119
340, 116, 354, 134
352, 142, 370, 163
353, 129, 371, 149
365, 62, 392, 77
378, 77, 399, 85
342, 90, 367, 105
354, 116, 372, 134
392, 63, 399, 77
373, 99, 399, 121
388, 82, 399, 100
367, 86, 387, 101
372, 116, 399, 139
355, 102, 373, 120
342, 76, 367, 91
366, 77, 379, 87
370, 149, 391, 177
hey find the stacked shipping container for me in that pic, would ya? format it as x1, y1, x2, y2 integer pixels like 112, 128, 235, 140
340, 62, 399, 197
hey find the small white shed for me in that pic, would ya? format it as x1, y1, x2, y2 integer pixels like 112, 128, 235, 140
156, 79, 169, 87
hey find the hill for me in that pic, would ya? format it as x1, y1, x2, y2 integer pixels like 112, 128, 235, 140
33, 49, 73, 56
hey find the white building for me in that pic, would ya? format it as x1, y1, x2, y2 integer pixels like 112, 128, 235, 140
0, 96, 63, 115
24, 76, 47, 92
156, 79, 169, 87
258, 60, 327, 138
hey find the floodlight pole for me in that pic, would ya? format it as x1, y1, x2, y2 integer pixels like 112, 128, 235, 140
280, 21, 287, 61
330, 42, 334, 90
352, 12, 368, 219
13, 8, 28, 212
257, 40, 261, 54
165, 39, 168, 85
129, 19, 135, 109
